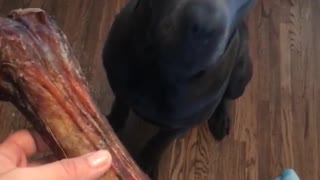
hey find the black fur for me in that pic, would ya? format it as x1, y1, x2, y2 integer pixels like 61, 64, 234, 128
103, 0, 255, 177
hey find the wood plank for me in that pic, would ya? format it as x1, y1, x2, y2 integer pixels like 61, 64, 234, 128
0, 0, 319, 179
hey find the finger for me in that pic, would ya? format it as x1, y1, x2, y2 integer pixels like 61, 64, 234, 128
0, 129, 49, 171
0, 130, 34, 171
6, 150, 112, 180
28, 129, 51, 153
1, 129, 49, 157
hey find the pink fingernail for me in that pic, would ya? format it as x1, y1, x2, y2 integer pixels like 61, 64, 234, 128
87, 150, 110, 168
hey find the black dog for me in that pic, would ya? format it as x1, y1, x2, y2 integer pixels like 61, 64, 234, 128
103, 0, 255, 177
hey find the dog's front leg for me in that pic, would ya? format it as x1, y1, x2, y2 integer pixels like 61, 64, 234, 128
208, 100, 231, 141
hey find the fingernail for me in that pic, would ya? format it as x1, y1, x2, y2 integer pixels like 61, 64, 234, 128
87, 150, 111, 168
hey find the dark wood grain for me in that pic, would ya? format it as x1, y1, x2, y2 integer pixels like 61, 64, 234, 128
0, 0, 318, 179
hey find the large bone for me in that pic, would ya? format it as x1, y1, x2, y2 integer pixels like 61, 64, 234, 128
0, 8, 149, 180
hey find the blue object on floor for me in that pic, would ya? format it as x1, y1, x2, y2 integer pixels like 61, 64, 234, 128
274, 169, 300, 180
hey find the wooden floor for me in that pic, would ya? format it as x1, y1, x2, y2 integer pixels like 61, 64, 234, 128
0, 0, 319, 179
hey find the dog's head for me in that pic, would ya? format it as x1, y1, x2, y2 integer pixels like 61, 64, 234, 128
133, 0, 253, 79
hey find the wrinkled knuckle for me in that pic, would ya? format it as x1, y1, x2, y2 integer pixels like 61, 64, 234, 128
60, 159, 83, 178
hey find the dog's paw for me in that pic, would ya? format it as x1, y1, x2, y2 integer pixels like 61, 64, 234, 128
208, 112, 230, 141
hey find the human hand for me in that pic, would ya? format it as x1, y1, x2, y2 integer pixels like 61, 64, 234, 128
0, 129, 112, 180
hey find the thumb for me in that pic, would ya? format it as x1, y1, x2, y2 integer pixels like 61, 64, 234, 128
11, 150, 112, 180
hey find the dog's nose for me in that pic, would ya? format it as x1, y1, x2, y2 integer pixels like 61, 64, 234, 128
181, 1, 228, 36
